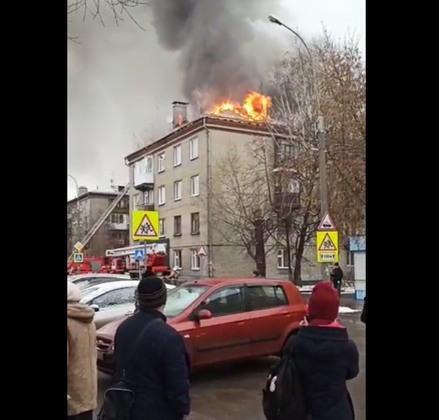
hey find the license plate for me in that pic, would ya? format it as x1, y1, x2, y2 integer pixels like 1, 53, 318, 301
97, 351, 104, 360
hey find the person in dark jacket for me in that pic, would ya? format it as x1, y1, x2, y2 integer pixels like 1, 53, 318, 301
290, 281, 359, 420
113, 276, 190, 420
360, 296, 366, 323
330, 262, 344, 296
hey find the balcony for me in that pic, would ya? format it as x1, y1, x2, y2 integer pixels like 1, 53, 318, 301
136, 204, 155, 211
134, 156, 154, 192
110, 222, 129, 231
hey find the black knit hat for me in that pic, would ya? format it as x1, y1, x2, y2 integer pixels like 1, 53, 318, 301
136, 275, 167, 310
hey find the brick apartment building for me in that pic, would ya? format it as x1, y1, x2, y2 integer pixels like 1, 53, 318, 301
67, 186, 130, 257
124, 102, 351, 279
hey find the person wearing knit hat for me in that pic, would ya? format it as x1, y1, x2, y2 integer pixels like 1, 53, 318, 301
113, 276, 190, 420
287, 281, 359, 420
67, 282, 97, 420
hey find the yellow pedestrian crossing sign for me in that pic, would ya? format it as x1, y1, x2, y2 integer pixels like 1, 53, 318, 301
316, 231, 338, 263
132, 210, 159, 241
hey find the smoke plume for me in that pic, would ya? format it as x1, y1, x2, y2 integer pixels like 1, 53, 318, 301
150, 0, 283, 109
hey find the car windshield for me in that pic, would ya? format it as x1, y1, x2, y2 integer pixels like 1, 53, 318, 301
164, 285, 209, 318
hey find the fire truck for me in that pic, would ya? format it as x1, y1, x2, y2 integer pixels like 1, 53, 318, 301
105, 243, 169, 275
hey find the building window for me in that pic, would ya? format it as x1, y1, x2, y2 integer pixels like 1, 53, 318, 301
190, 175, 199, 197
110, 214, 125, 224
159, 218, 165, 236
174, 180, 182, 201
347, 251, 355, 267
146, 156, 153, 173
157, 185, 166, 205
189, 138, 199, 160
173, 145, 182, 167
143, 190, 152, 205
191, 249, 200, 270
191, 212, 200, 234
277, 249, 290, 269
173, 250, 182, 269
174, 215, 182, 236
157, 152, 165, 173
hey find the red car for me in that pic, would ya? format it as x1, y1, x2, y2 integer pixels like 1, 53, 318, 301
96, 277, 307, 374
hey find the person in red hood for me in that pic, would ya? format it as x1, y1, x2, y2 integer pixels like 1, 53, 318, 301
288, 281, 359, 420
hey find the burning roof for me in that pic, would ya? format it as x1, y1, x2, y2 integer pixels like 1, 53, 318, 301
208, 91, 271, 122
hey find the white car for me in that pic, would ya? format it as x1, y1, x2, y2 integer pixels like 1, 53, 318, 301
68, 273, 131, 291
80, 280, 175, 329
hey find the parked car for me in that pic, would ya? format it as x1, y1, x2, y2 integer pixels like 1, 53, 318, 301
95, 277, 307, 375
68, 273, 131, 291
80, 280, 175, 329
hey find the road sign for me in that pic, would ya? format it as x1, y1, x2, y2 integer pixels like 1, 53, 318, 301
318, 212, 336, 230
316, 231, 339, 263
73, 252, 84, 263
134, 249, 144, 261
197, 246, 207, 256
74, 241, 83, 251
132, 210, 159, 241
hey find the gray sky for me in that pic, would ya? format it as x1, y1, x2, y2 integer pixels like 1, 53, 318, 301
67, 0, 365, 199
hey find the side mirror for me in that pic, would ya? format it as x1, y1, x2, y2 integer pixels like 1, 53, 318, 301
90, 304, 100, 312
196, 309, 212, 321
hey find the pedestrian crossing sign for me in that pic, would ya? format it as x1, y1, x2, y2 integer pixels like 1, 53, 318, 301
132, 210, 159, 241
316, 231, 339, 263
73, 252, 83, 263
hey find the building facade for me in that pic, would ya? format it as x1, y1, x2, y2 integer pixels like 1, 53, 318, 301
125, 103, 353, 279
67, 187, 130, 257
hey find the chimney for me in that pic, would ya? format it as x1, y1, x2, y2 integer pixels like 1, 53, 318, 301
172, 101, 189, 128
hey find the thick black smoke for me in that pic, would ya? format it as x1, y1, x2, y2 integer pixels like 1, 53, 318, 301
150, 0, 282, 109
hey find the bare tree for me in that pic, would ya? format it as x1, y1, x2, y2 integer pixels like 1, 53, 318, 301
67, 0, 148, 41
209, 145, 276, 275
266, 31, 366, 280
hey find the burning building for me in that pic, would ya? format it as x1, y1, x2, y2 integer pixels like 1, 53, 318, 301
125, 94, 326, 279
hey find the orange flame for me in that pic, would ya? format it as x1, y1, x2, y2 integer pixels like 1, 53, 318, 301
209, 91, 271, 121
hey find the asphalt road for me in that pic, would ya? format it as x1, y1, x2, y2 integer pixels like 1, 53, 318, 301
97, 297, 365, 420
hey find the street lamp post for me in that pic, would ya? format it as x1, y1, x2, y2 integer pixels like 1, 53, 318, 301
268, 15, 328, 278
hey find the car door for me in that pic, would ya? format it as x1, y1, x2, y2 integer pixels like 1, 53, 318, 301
190, 285, 251, 366
245, 284, 291, 357
89, 287, 136, 329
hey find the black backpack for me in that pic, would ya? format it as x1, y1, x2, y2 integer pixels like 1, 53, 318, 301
97, 318, 162, 420
262, 337, 309, 420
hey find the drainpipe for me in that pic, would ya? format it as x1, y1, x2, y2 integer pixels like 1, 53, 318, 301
203, 117, 213, 277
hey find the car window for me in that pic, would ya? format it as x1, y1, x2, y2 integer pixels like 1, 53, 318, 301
81, 286, 101, 296
90, 287, 136, 309
164, 285, 210, 318
78, 278, 119, 290
247, 285, 289, 310
200, 286, 245, 317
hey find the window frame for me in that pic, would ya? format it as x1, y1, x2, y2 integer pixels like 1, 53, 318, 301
157, 185, 166, 206
173, 249, 182, 269
190, 175, 200, 197
277, 249, 289, 269
190, 212, 200, 234
157, 152, 165, 173
173, 145, 182, 167
189, 137, 199, 160
159, 218, 165, 237
174, 215, 182, 236
191, 249, 200, 270
173, 180, 182, 201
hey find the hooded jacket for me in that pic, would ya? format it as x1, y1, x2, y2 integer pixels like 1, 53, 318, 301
290, 323, 359, 420
67, 301, 97, 416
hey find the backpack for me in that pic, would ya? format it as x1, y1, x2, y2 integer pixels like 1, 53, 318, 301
262, 337, 309, 420
97, 318, 162, 420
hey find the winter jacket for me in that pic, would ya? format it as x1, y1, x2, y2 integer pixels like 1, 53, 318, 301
67, 302, 98, 416
290, 323, 359, 420
114, 309, 190, 420
361, 297, 366, 323
330, 267, 344, 285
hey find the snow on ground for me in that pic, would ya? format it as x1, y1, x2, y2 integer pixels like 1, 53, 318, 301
298, 286, 355, 294
339, 306, 360, 314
